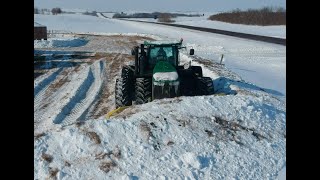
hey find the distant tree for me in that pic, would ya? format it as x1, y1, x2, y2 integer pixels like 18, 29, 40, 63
113, 13, 129, 18
232, 8, 241, 13
208, 6, 285, 26
34, 7, 39, 14
52, 7, 62, 15
83, 11, 98, 17
260, 6, 273, 13
276, 7, 286, 12
158, 13, 175, 23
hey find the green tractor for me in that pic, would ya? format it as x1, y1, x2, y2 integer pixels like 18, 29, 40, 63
115, 40, 214, 108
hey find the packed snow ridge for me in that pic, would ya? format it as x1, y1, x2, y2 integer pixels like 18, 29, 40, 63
34, 37, 88, 48
35, 93, 285, 179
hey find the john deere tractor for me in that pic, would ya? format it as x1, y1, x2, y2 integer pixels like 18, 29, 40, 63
115, 40, 214, 108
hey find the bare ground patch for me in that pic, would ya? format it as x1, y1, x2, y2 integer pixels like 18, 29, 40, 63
41, 153, 53, 163
99, 160, 116, 173
85, 131, 101, 144
88, 53, 134, 119
46, 68, 72, 91
35, 132, 46, 140
48, 167, 59, 180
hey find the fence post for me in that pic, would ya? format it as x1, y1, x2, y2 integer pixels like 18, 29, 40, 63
220, 54, 224, 65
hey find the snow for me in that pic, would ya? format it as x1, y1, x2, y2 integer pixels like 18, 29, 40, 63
101, 12, 116, 18
277, 166, 286, 180
34, 13, 286, 180
176, 19, 286, 38
125, 14, 285, 38
145, 40, 181, 45
34, 14, 137, 34
34, 36, 88, 48
34, 22, 46, 27
153, 72, 179, 81
35, 93, 286, 179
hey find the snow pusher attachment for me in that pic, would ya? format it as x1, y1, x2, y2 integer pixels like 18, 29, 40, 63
115, 39, 214, 107
105, 106, 129, 119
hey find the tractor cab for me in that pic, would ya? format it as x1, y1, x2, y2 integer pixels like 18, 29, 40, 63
145, 40, 181, 67
132, 40, 193, 77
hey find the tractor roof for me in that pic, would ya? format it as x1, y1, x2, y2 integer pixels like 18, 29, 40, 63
144, 40, 182, 46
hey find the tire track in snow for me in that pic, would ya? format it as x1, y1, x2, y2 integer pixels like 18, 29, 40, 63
54, 60, 105, 126
34, 64, 90, 132
34, 65, 86, 121
34, 68, 63, 97
85, 53, 124, 119
34, 67, 76, 112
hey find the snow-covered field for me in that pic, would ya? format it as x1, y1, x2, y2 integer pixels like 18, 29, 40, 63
34, 13, 286, 179
112, 12, 285, 39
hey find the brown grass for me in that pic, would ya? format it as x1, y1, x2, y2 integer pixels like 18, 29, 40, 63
214, 116, 268, 142
49, 78, 70, 90
41, 153, 53, 163
95, 152, 109, 160
75, 121, 85, 128
91, 52, 110, 60
166, 141, 174, 146
35, 132, 46, 140
99, 160, 116, 173
86, 131, 101, 144
208, 7, 286, 26
204, 129, 213, 137
64, 161, 71, 167
112, 146, 121, 159
107, 35, 154, 42
48, 167, 59, 179
95, 146, 121, 160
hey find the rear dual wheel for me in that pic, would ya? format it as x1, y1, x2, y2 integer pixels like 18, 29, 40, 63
115, 67, 134, 108
135, 78, 152, 104
196, 77, 214, 95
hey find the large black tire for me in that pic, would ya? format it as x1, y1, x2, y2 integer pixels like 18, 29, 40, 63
178, 69, 197, 96
196, 77, 214, 95
135, 78, 152, 105
191, 66, 203, 77
115, 67, 134, 108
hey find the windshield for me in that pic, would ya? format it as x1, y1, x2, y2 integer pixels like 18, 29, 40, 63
149, 46, 177, 66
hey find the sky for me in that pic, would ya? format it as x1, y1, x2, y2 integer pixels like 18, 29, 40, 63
34, 0, 286, 12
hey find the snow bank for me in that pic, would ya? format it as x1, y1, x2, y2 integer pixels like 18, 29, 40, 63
34, 22, 46, 27
153, 72, 179, 81
34, 94, 286, 179
34, 37, 88, 48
